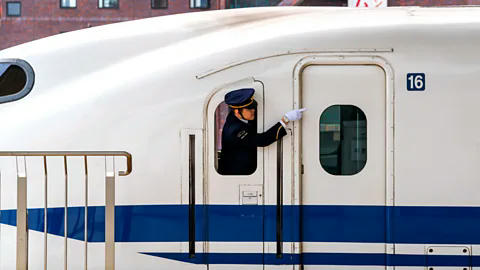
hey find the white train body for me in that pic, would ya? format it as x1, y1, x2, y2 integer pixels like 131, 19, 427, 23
0, 6, 479, 269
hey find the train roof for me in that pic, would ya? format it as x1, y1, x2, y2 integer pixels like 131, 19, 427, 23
1, 6, 479, 89
1, 7, 480, 57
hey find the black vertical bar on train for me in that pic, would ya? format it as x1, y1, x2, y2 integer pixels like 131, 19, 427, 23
276, 138, 283, 258
189, 135, 196, 258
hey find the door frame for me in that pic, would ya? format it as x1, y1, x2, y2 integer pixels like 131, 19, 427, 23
291, 55, 395, 269
202, 77, 266, 268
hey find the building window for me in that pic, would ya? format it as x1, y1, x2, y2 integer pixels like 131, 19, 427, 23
60, 0, 76, 8
319, 105, 367, 176
190, 0, 209, 8
99, 0, 118, 8
6, 2, 21, 17
152, 0, 167, 8
0, 60, 35, 104
227, 0, 280, 8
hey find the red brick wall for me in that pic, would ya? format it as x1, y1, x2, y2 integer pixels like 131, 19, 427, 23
0, 0, 220, 50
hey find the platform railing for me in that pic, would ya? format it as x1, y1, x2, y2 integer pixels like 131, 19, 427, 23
0, 151, 132, 270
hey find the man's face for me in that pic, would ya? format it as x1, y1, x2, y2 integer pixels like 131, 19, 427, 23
241, 108, 255, 121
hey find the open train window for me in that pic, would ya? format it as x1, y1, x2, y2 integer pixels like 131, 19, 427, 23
0, 60, 35, 104
319, 105, 366, 175
214, 101, 257, 175
214, 102, 229, 172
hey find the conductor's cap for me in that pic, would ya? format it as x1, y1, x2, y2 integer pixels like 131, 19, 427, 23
225, 88, 257, 109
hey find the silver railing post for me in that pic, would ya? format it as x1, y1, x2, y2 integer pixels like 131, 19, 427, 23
43, 156, 48, 270
0, 151, 132, 270
105, 156, 115, 270
16, 156, 28, 270
84, 156, 88, 270
63, 156, 68, 270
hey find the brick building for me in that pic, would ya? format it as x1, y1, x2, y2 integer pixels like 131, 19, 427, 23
0, 0, 479, 50
0, 0, 226, 50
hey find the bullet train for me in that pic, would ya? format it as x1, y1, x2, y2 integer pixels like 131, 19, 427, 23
1, 6, 480, 270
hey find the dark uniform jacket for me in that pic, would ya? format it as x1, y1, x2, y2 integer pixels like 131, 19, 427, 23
219, 112, 287, 175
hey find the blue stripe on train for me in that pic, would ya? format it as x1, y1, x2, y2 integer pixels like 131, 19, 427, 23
0, 206, 105, 241
142, 252, 476, 266
1, 205, 480, 244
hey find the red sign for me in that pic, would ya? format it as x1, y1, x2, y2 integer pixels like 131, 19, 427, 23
348, 0, 387, 7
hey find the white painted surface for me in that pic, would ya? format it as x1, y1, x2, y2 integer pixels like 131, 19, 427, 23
301, 65, 386, 206
0, 6, 479, 269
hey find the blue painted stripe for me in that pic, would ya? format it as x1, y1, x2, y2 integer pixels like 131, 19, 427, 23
0, 206, 104, 241
392, 206, 480, 244
2, 205, 480, 244
142, 252, 475, 266
300, 205, 386, 243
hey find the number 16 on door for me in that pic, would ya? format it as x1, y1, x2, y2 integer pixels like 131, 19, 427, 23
407, 73, 426, 91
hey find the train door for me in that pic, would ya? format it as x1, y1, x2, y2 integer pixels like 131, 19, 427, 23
206, 79, 265, 270
298, 63, 387, 269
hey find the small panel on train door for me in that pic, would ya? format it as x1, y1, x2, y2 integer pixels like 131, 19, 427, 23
300, 65, 386, 269
206, 80, 265, 270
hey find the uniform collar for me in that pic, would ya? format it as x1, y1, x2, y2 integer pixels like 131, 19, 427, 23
228, 111, 249, 125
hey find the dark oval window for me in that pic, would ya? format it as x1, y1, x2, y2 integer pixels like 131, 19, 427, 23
319, 105, 367, 176
0, 64, 27, 95
0, 59, 34, 103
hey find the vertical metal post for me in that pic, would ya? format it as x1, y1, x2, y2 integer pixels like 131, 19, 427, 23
276, 139, 283, 258
63, 156, 68, 270
44, 156, 48, 270
16, 156, 28, 270
105, 157, 115, 270
84, 156, 88, 270
188, 135, 196, 258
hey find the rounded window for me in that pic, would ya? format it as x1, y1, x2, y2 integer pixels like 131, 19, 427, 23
319, 105, 367, 175
0, 59, 35, 104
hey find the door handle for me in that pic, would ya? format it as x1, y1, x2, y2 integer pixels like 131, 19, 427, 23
276, 138, 283, 258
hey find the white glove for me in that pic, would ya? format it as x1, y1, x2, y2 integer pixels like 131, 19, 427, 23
284, 108, 307, 122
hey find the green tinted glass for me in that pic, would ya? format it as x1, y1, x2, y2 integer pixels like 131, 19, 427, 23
319, 105, 366, 175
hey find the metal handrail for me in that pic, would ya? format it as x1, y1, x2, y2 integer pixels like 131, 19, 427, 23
0, 151, 132, 176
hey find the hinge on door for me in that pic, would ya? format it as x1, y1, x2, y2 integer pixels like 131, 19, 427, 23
301, 164, 304, 174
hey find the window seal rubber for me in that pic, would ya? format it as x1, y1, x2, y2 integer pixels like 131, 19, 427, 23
0, 59, 35, 104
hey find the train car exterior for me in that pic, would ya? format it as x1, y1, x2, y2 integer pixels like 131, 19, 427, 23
0, 6, 480, 269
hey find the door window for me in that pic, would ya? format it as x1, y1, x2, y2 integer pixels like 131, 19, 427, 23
319, 105, 366, 175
